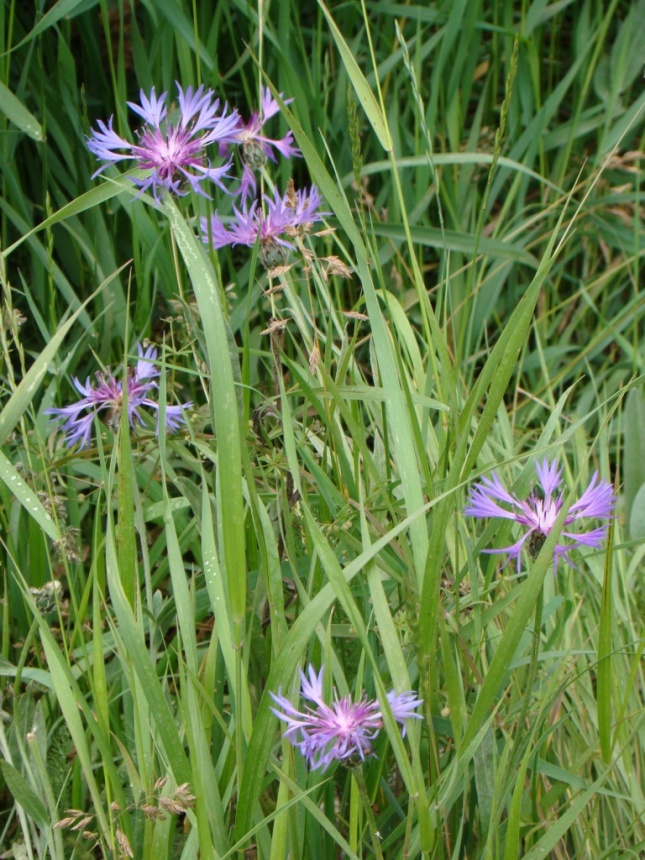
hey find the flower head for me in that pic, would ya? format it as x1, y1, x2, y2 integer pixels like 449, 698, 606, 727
45, 344, 192, 449
464, 458, 615, 572
220, 86, 300, 201
270, 664, 423, 771
201, 183, 327, 268
87, 83, 239, 199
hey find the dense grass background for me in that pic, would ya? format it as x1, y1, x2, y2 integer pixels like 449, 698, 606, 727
0, 0, 644, 857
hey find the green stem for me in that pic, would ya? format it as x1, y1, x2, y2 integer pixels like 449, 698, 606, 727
13, 618, 38, 724
514, 584, 544, 753
352, 765, 384, 860
235, 620, 244, 860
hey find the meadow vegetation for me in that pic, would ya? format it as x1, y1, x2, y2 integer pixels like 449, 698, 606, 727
0, 1, 644, 857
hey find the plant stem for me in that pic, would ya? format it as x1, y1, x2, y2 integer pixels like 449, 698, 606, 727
514, 584, 544, 752
352, 765, 384, 860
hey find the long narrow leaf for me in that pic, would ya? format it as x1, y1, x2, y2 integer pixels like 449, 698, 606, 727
164, 196, 247, 624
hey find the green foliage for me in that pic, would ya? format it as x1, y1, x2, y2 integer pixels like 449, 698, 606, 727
0, 0, 643, 858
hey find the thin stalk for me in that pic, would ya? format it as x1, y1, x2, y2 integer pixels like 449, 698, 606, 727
26, 729, 65, 858
351, 765, 384, 860
235, 617, 245, 860
511, 582, 544, 766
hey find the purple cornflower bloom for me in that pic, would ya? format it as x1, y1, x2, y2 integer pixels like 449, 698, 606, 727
45, 345, 192, 450
201, 183, 327, 268
464, 458, 616, 572
87, 83, 239, 199
220, 86, 300, 201
270, 664, 423, 771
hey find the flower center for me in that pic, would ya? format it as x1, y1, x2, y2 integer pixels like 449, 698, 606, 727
243, 139, 268, 169
259, 237, 290, 270
527, 530, 547, 559
531, 496, 560, 533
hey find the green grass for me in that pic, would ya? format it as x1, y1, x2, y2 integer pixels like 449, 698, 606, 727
0, 0, 644, 857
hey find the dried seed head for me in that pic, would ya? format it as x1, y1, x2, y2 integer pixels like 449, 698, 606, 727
309, 345, 321, 375
141, 803, 166, 820
116, 827, 134, 858
261, 317, 289, 336
174, 782, 196, 809
54, 816, 78, 830
52, 528, 81, 564
29, 580, 63, 613
322, 256, 353, 280
285, 177, 297, 208
38, 492, 68, 522
71, 816, 94, 832
266, 263, 293, 280
158, 796, 186, 815
2, 305, 26, 331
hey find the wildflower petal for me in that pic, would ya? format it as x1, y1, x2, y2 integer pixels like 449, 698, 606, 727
566, 472, 615, 520
465, 459, 615, 571
46, 345, 190, 449
535, 458, 562, 499
260, 86, 293, 120
201, 184, 327, 258
385, 691, 424, 736
127, 87, 167, 126
271, 665, 422, 771
88, 84, 236, 199
86, 118, 133, 171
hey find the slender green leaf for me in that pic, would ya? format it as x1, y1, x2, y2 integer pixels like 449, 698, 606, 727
0, 760, 48, 825
624, 388, 645, 536
273, 90, 429, 579
460, 497, 570, 751
116, 412, 136, 608
0, 80, 43, 141
0, 288, 98, 446
317, 1, 391, 151
522, 772, 611, 860
1, 177, 141, 260
105, 521, 192, 786
9, 0, 92, 50
597, 520, 615, 762
0, 450, 59, 541
164, 195, 247, 624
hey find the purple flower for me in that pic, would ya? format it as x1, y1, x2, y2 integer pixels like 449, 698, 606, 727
270, 665, 423, 771
87, 83, 239, 199
201, 183, 328, 268
45, 344, 192, 449
464, 459, 616, 572
385, 690, 424, 733
220, 86, 300, 200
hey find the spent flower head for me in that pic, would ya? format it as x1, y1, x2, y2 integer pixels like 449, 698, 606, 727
270, 664, 423, 771
220, 86, 300, 201
464, 458, 615, 572
87, 83, 239, 199
45, 344, 191, 450
201, 183, 328, 268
